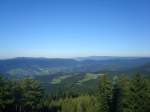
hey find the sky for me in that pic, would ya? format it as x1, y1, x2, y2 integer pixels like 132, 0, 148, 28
0, 0, 150, 58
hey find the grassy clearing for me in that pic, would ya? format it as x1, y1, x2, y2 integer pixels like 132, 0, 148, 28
51, 75, 72, 84
51, 73, 104, 85
78, 73, 104, 84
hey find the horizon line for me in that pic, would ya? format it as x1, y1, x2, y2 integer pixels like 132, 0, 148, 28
1, 55, 150, 60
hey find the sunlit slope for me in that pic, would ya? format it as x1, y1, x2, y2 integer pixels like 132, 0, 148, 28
50, 73, 103, 84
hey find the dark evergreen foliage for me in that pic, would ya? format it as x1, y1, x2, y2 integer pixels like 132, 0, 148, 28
0, 74, 150, 112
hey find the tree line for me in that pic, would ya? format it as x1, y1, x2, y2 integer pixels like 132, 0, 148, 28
0, 74, 150, 112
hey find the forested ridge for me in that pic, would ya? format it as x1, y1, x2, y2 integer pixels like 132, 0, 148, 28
0, 74, 150, 112
1, 57, 150, 78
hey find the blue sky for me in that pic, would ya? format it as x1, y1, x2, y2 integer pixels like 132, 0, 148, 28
0, 0, 150, 58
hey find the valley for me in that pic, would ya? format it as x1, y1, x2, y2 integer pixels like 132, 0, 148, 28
0, 56, 150, 94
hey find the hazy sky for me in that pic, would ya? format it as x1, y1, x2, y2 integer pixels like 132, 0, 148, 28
0, 0, 150, 58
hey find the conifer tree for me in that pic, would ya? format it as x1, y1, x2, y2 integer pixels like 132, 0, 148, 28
97, 75, 112, 112
20, 77, 43, 112
129, 74, 149, 112
0, 76, 6, 111
112, 76, 120, 112
0, 76, 14, 112
117, 76, 131, 112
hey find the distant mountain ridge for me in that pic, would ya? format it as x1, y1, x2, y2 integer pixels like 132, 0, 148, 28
0, 56, 150, 78
75, 56, 146, 61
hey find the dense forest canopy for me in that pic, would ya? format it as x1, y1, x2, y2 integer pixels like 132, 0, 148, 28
0, 73, 150, 112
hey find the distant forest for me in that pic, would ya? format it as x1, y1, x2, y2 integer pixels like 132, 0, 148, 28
0, 73, 150, 112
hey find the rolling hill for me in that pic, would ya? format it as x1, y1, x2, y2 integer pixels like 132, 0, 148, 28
0, 56, 150, 94
0, 57, 150, 78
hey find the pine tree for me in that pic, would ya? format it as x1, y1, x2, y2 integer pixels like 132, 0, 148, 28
97, 75, 112, 112
117, 76, 131, 112
0, 76, 14, 112
0, 76, 6, 111
11, 80, 23, 112
129, 74, 149, 112
111, 76, 121, 112
20, 77, 43, 112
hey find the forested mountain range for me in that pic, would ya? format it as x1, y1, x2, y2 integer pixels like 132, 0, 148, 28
0, 56, 150, 94
0, 57, 150, 112
0, 57, 150, 78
